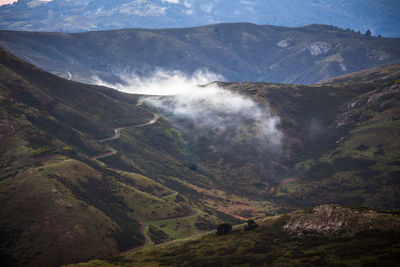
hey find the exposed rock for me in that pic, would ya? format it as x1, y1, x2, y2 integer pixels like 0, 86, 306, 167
335, 112, 353, 127
306, 42, 331, 56
283, 205, 389, 237
368, 84, 400, 103
367, 49, 390, 61
277, 40, 289, 48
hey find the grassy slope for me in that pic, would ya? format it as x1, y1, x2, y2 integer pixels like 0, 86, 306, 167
204, 67, 400, 210
1, 24, 400, 84
73, 205, 400, 266
2, 47, 400, 266
0, 49, 229, 266
275, 78, 400, 209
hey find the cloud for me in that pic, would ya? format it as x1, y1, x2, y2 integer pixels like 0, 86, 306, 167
27, 0, 53, 8
162, 0, 179, 3
120, 2, 166, 16
94, 69, 282, 147
200, 3, 213, 13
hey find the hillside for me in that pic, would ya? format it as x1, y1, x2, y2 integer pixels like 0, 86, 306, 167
2, 48, 400, 266
73, 205, 400, 266
0, 48, 233, 266
1, 23, 400, 84
212, 66, 400, 210
322, 64, 400, 84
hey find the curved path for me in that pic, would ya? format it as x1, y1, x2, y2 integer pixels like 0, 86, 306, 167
91, 112, 159, 166
121, 206, 200, 255
92, 101, 201, 254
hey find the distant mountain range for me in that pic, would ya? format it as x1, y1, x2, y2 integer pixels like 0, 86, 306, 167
1, 0, 400, 37
1, 23, 400, 84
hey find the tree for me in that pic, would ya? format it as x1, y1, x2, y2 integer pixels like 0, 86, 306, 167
244, 219, 258, 231
365, 29, 372, 37
217, 223, 232, 235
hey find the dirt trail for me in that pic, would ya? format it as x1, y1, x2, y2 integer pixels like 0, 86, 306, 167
120, 207, 200, 255
90, 107, 159, 165
92, 101, 201, 254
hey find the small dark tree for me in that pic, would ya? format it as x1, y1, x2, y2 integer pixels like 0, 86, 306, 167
244, 219, 258, 231
365, 29, 372, 37
217, 223, 232, 235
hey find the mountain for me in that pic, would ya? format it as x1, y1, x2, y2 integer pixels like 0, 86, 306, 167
73, 205, 400, 266
1, 23, 400, 84
1, 47, 400, 266
1, 0, 400, 37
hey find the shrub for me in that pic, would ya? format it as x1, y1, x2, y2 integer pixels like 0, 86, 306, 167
217, 223, 232, 235
244, 219, 258, 231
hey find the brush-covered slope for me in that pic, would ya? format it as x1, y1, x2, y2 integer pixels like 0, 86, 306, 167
209, 65, 400, 210
2, 47, 400, 266
1, 23, 400, 84
322, 64, 400, 84
273, 66, 400, 209
74, 205, 400, 266
0, 48, 228, 266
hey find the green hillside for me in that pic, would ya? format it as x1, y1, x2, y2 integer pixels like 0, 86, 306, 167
73, 205, 400, 266
1, 47, 400, 266
1, 23, 400, 84
0, 49, 231, 266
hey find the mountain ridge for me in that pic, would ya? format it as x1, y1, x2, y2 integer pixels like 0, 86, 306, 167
1, 23, 400, 84
1, 0, 399, 37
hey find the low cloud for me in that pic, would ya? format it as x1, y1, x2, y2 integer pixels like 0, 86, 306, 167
94, 69, 282, 147
162, 0, 179, 3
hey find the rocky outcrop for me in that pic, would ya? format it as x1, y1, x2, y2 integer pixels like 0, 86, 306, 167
283, 205, 392, 237
306, 42, 331, 56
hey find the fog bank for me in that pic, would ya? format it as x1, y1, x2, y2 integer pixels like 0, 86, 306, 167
94, 69, 282, 146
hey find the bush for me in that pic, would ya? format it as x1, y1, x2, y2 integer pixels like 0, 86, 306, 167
217, 223, 232, 235
244, 219, 258, 231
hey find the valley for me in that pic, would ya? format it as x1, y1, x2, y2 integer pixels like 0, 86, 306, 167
0, 26, 399, 266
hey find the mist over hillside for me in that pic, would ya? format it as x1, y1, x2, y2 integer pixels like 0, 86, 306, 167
1, 1, 400, 264
1, 42, 400, 266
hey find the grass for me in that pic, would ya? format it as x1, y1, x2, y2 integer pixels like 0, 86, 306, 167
71, 206, 400, 267
2, 47, 400, 266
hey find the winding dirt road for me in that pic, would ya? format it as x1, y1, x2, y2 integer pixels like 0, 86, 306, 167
120, 205, 200, 255
92, 101, 201, 254
91, 112, 159, 166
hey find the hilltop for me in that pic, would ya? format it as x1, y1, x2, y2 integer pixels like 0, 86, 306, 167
1, 23, 400, 84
